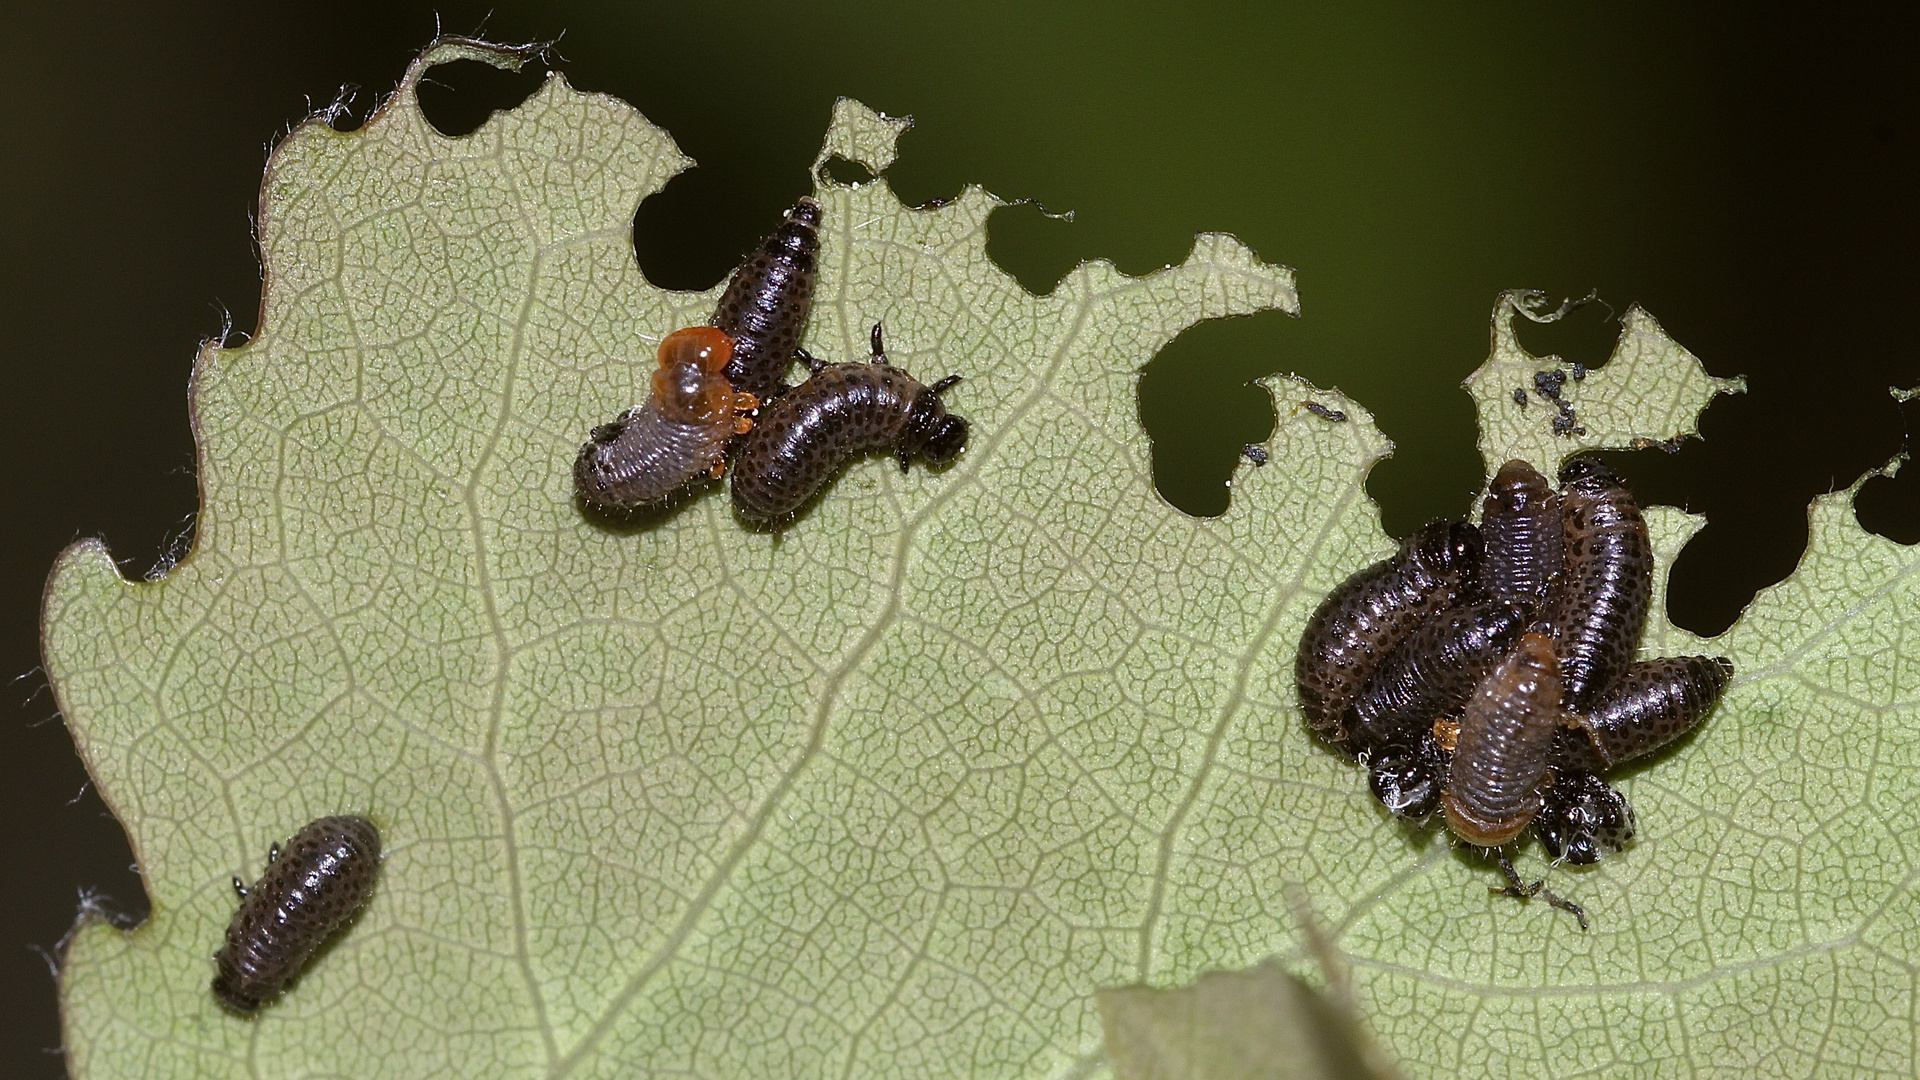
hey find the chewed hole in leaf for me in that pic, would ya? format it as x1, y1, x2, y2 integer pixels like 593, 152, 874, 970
984, 201, 1081, 296
1138, 311, 1294, 517
416, 57, 549, 138
815, 154, 877, 186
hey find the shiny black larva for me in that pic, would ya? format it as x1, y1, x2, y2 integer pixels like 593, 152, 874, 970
729, 325, 968, 524
575, 327, 757, 509
1294, 521, 1482, 749
1441, 632, 1563, 849
1556, 654, 1734, 772
1344, 599, 1526, 755
213, 815, 381, 1013
1540, 456, 1653, 713
1479, 459, 1562, 612
713, 198, 823, 401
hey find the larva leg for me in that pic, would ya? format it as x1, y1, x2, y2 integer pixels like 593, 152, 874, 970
1493, 857, 1589, 931
231, 876, 248, 900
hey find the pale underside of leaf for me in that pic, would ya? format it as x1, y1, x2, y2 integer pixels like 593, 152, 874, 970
43, 38, 1920, 1080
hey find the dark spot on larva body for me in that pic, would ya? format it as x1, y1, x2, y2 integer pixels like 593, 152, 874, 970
712, 198, 822, 401
1302, 401, 1348, 422
1441, 631, 1562, 849
213, 815, 381, 1013
729, 326, 967, 524
1533, 770, 1636, 865
1344, 600, 1527, 754
1479, 459, 1562, 611
1556, 655, 1733, 772
1367, 732, 1449, 820
1540, 456, 1653, 714
574, 327, 755, 509
1294, 522, 1482, 751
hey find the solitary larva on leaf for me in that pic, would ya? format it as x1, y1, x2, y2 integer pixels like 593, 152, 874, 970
729, 324, 968, 524
574, 326, 758, 509
713, 197, 823, 401
213, 815, 381, 1013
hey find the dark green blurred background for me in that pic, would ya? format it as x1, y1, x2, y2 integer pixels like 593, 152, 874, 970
2, 3, 1914, 1075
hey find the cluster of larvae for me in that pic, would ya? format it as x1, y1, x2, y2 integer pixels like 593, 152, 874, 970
574, 198, 969, 524
1297, 457, 1732, 922
212, 815, 382, 1012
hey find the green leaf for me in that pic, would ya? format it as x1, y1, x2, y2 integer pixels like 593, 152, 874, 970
44, 38, 1920, 1080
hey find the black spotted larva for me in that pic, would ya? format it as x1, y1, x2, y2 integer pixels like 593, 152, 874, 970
1555, 654, 1733, 772
213, 815, 381, 1013
1294, 521, 1482, 750
1539, 456, 1653, 713
729, 324, 968, 524
712, 198, 823, 401
1441, 631, 1562, 849
1344, 599, 1527, 755
574, 327, 758, 509
1479, 459, 1562, 612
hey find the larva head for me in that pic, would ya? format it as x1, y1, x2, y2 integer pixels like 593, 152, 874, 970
652, 327, 738, 424
1367, 738, 1447, 820
1407, 519, 1483, 579
1490, 459, 1552, 511
769, 197, 823, 257
1557, 454, 1622, 493
902, 381, 969, 465
1534, 771, 1636, 865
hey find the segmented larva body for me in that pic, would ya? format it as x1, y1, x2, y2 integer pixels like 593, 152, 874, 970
1442, 631, 1563, 848
213, 815, 381, 1012
1533, 770, 1636, 865
1344, 600, 1526, 753
1555, 655, 1734, 772
1479, 459, 1562, 611
1540, 457, 1653, 713
713, 198, 822, 401
574, 327, 757, 509
729, 330, 968, 523
1294, 522, 1482, 749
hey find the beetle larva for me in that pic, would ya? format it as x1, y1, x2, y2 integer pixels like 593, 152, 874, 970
1540, 456, 1652, 713
729, 324, 968, 524
1344, 600, 1527, 753
574, 327, 758, 509
1295, 521, 1482, 750
1556, 654, 1734, 772
1479, 459, 1562, 610
713, 197, 822, 401
1533, 770, 1636, 865
1441, 631, 1563, 848
213, 815, 381, 1012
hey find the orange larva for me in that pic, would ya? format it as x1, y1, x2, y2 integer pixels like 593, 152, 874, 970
1441, 632, 1563, 849
1294, 521, 1482, 750
213, 815, 381, 1013
729, 324, 967, 524
713, 198, 823, 401
574, 327, 758, 509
